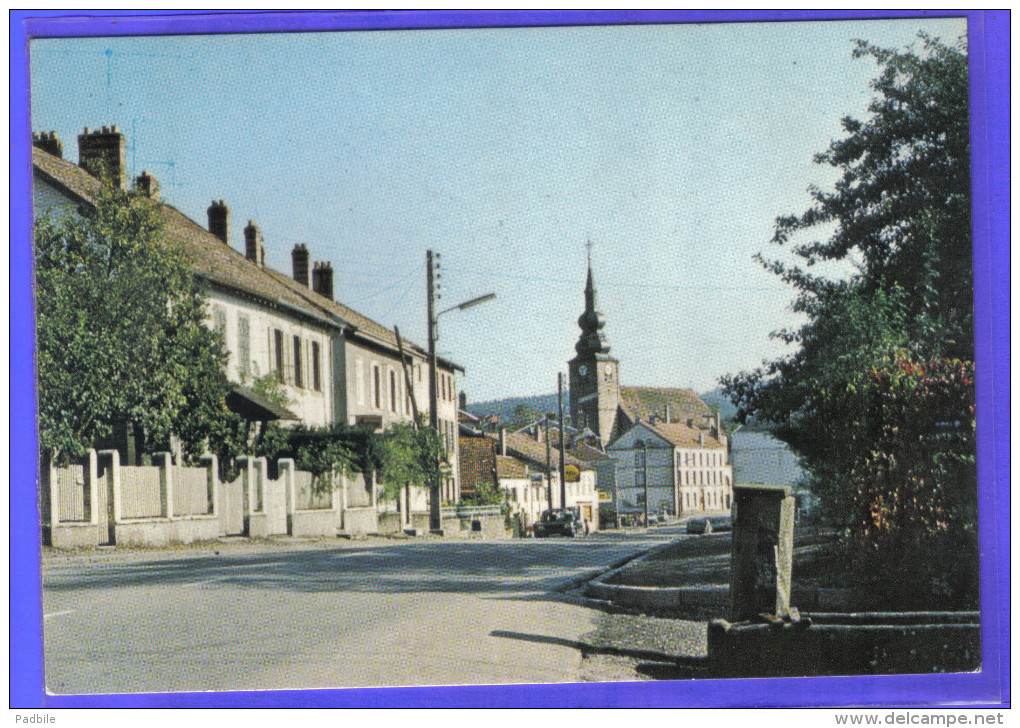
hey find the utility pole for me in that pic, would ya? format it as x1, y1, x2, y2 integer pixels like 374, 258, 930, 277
558, 372, 566, 511
640, 440, 649, 528
427, 250, 442, 534
545, 416, 553, 512
425, 250, 495, 534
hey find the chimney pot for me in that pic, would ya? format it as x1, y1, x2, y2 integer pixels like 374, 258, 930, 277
312, 261, 334, 300
32, 130, 63, 158
134, 170, 160, 199
207, 200, 229, 244
292, 244, 310, 287
244, 221, 265, 266
78, 125, 126, 188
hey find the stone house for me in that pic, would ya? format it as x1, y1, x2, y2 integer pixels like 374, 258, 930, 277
606, 415, 733, 517
32, 127, 463, 514
486, 428, 600, 531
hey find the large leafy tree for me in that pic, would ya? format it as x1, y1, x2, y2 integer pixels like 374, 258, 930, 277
35, 179, 234, 462
722, 35, 975, 607
766, 34, 971, 357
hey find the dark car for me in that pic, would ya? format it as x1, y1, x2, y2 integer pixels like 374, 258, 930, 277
685, 515, 733, 535
534, 509, 583, 538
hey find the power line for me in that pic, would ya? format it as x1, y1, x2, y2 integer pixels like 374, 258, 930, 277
443, 265, 790, 293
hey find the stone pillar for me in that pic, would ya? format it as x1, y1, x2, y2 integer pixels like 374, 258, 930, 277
278, 458, 296, 534
729, 485, 796, 622
47, 453, 59, 527
200, 454, 218, 516
85, 449, 99, 526
237, 456, 254, 519
98, 449, 121, 544
253, 458, 267, 513
370, 470, 378, 509
154, 452, 174, 518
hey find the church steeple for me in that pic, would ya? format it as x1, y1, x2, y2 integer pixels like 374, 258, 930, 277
575, 245, 611, 356
568, 243, 620, 445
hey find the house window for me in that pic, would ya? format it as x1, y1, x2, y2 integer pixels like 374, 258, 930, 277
312, 341, 321, 392
273, 329, 284, 383
373, 366, 381, 410
634, 442, 646, 489
293, 335, 303, 388
213, 307, 227, 337
390, 370, 397, 413
238, 315, 250, 377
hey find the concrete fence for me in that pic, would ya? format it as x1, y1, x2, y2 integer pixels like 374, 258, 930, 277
43, 450, 350, 548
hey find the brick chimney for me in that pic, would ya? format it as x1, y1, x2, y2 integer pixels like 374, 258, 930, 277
78, 125, 126, 188
134, 171, 160, 200
498, 428, 507, 456
291, 244, 310, 286
32, 131, 63, 158
244, 220, 265, 266
207, 200, 229, 243
312, 261, 334, 300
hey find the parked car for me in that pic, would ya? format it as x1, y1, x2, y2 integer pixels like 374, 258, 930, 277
686, 515, 733, 535
534, 509, 584, 538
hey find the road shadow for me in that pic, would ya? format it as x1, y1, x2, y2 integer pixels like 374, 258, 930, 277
42, 538, 675, 601
490, 629, 709, 679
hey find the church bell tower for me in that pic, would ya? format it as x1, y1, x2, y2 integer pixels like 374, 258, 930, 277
568, 248, 619, 445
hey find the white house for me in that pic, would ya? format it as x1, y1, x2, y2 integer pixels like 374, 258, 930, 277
32, 127, 465, 524
607, 415, 733, 517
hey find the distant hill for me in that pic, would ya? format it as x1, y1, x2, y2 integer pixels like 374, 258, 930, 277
469, 386, 738, 427
699, 387, 739, 421
468, 391, 565, 424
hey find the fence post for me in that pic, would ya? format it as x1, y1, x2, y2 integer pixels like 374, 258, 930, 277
47, 453, 59, 527
85, 449, 99, 526
278, 457, 295, 512
98, 449, 121, 543
278, 458, 295, 535
253, 458, 266, 513
200, 454, 219, 516
155, 452, 174, 519
237, 456, 255, 521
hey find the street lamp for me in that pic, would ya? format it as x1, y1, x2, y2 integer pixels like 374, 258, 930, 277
427, 250, 495, 534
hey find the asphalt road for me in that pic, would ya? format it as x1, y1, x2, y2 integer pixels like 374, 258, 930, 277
41, 526, 696, 695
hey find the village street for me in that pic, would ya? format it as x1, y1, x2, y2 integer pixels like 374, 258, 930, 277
41, 526, 701, 695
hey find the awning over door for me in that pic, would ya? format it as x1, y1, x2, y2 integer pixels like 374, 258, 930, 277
226, 384, 300, 422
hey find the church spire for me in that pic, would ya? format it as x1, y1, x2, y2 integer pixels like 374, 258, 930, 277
575, 242, 610, 356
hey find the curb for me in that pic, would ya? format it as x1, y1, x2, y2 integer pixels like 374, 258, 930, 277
582, 539, 729, 612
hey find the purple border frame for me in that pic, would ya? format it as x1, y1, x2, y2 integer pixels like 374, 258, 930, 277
10, 9, 1009, 709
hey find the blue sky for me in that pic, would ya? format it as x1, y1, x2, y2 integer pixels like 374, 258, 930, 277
29, 16, 967, 403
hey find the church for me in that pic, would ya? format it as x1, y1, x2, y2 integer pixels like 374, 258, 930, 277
567, 254, 733, 517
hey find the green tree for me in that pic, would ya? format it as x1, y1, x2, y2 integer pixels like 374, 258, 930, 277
721, 35, 975, 607
372, 423, 448, 502
35, 178, 234, 463
767, 34, 971, 357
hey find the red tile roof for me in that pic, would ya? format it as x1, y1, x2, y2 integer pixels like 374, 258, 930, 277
32, 146, 461, 369
647, 422, 726, 449
495, 455, 528, 479
618, 386, 712, 424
